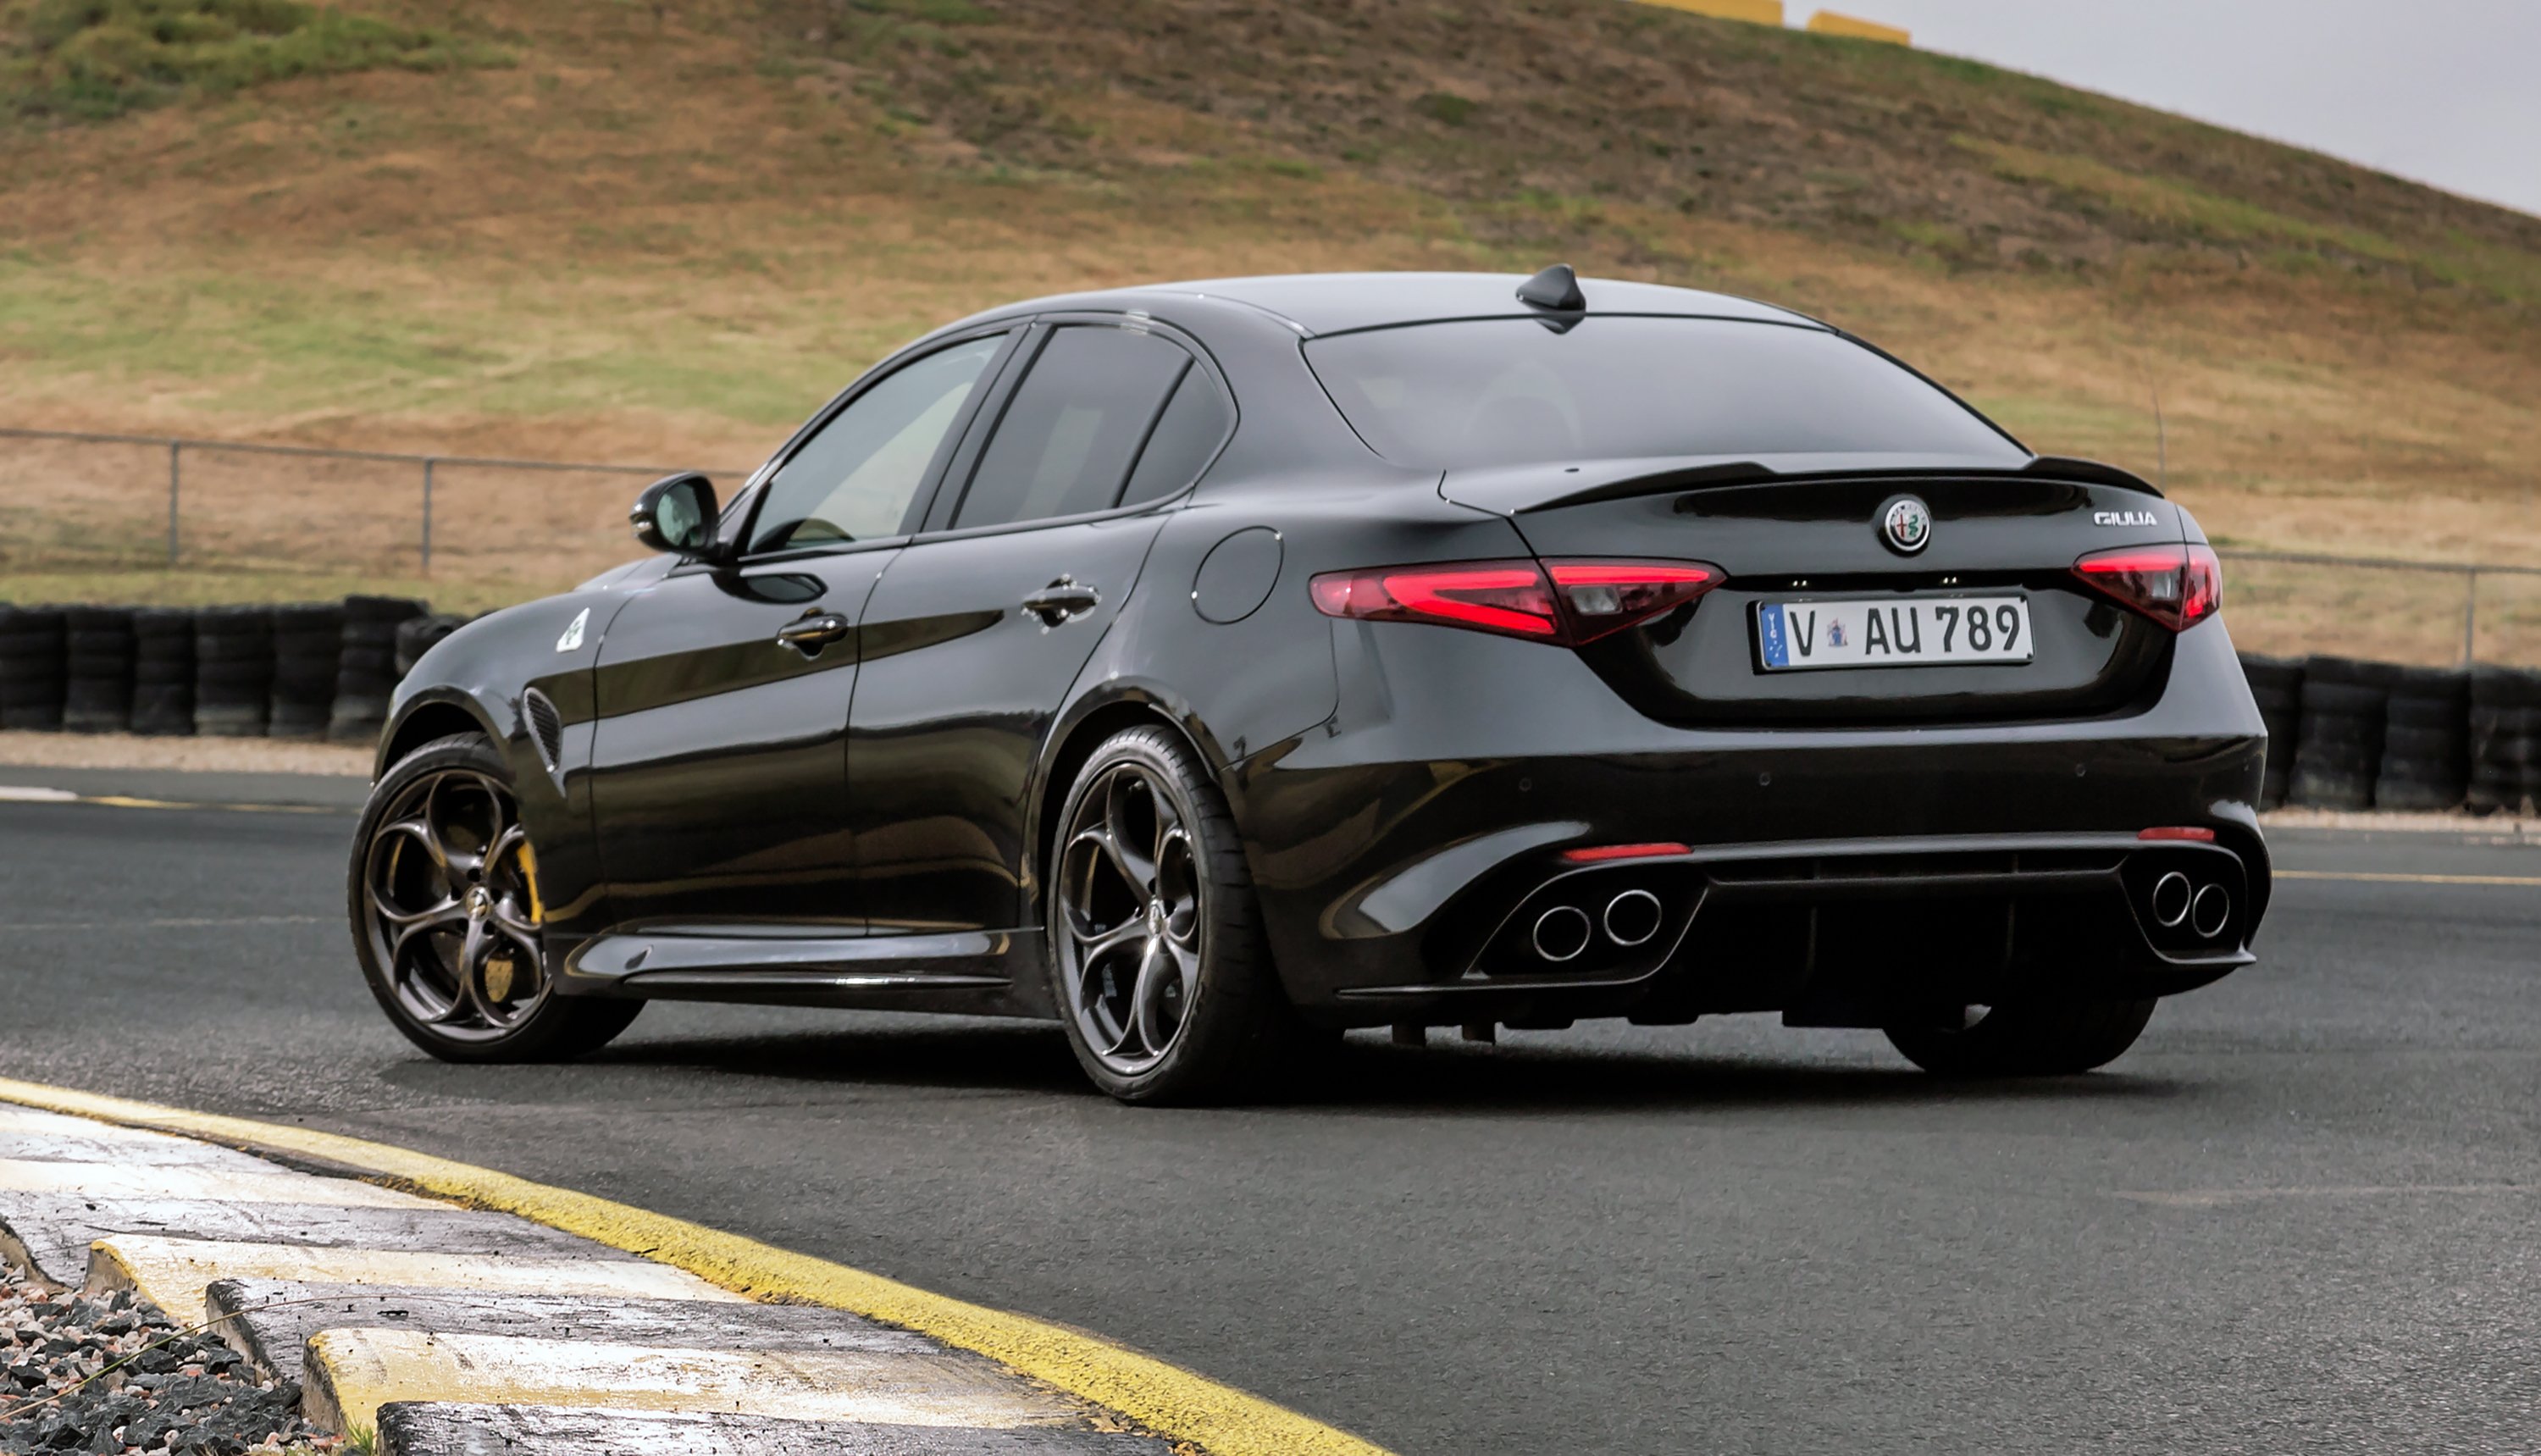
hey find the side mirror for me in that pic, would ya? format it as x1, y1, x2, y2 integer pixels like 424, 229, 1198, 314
630, 472, 721, 557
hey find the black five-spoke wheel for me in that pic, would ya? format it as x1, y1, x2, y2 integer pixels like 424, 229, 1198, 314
350, 732, 639, 1061
361, 764, 548, 1040
1058, 759, 1205, 1075
1047, 725, 1298, 1102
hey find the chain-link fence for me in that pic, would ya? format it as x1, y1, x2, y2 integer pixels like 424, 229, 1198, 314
5, 427, 2538, 662
0, 427, 749, 604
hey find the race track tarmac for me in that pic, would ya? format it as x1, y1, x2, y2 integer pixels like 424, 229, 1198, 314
3, 785, 2536, 1454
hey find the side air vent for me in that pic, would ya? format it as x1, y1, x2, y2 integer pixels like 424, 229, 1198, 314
522, 688, 565, 778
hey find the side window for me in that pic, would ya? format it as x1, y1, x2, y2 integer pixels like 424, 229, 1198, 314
951, 326, 1193, 530
750, 335, 1005, 553
1120, 367, 1235, 507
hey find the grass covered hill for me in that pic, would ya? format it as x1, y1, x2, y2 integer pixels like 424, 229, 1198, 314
3, 0, 2538, 628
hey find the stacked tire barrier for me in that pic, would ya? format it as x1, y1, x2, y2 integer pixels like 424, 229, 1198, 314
332, 596, 429, 744
2239, 655, 2301, 809
2467, 667, 2541, 817
2285, 656, 2389, 811
2376, 667, 2470, 811
193, 606, 276, 738
0, 605, 68, 731
395, 613, 467, 678
268, 601, 346, 739
2241, 653, 2539, 815
130, 608, 197, 737
61, 606, 136, 734
0, 597, 439, 744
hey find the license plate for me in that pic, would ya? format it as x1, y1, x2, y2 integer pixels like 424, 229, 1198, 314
1754, 595, 2032, 671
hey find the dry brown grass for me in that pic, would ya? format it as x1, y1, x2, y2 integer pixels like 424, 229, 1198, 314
1, 0, 2535, 662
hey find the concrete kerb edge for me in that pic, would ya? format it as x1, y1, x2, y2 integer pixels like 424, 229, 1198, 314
0, 1076, 1391, 1456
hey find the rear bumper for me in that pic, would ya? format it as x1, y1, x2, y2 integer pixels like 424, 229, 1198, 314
1230, 615, 2268, 1022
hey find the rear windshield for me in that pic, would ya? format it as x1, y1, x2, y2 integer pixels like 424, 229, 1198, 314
1304, 317, 2023, 472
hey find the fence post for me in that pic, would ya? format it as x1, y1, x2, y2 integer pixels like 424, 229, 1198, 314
421, 457, 435, 573
2462, 566, 2478, 667
166, 441, 180, 565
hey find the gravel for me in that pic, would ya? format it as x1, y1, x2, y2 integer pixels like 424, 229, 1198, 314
0, 1259, 338, 1456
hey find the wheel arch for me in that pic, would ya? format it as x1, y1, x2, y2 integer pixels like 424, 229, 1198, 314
1027, 693, 1219, 921
375, 692, 504, 781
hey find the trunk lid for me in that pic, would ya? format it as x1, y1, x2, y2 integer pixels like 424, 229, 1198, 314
1445, 457, 2184, 726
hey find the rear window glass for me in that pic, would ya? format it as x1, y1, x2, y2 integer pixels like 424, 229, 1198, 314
1304, 318, 2023, 472
955, 326, 1193, 529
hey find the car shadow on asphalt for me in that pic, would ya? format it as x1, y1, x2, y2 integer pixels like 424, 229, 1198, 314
556, 1020, 2183, 1116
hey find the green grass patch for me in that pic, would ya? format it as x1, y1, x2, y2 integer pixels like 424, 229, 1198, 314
1414, 91, 1475, 126
1, 0, 508, 121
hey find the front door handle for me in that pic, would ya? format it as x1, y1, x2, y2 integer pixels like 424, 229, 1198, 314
775, 612, 851, 656
1021, 578, 1100, 628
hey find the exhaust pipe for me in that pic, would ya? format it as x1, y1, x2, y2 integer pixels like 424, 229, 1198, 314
1603, 889, 1663, 947
1531, 905, 1592, 962
2149, 871, 2191, 928
2190, 883, 2232, 939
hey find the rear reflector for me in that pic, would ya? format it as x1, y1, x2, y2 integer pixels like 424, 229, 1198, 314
2137, 826, 2217, 842
2072, 543, 2223, 632
1562, 841, 1691, 863
1310, 558, 1722, 645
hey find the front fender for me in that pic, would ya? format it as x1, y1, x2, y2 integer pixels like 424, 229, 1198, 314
375, 589, 637, 938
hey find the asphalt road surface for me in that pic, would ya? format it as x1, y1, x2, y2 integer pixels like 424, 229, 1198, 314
3, 774, 2537, 1454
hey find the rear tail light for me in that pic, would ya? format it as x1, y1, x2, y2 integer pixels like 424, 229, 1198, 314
1309, 558, 1722, 645
2071, 543, 2222, 632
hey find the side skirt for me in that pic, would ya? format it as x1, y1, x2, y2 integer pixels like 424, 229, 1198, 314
554, 927, 1057, 1021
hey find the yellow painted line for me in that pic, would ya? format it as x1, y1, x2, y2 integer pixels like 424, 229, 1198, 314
2275, 869, 2541, 888
0, 1159, 436, 1208
88, 1235, 745, 1328
305, 1330, 1084, 1436
0, 784, 339, 814
0, 1077, 1390, 1456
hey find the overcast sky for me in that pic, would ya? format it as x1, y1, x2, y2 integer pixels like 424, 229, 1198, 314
1824, 0, 2541, 219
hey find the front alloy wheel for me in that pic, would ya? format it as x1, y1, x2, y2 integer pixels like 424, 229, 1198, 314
350, 732, 639, 1061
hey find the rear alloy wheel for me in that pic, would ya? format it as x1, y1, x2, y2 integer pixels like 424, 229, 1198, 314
1883, 998, 2157, 1077
1049, 726, 1295, 1104
350, 732, 639, 1062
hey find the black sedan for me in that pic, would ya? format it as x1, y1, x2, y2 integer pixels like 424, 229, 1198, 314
352, 266, 2270, 1103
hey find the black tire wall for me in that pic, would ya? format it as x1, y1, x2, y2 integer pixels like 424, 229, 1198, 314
0, 604, 69, 732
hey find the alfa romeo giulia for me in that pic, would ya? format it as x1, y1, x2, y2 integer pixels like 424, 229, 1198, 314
352, 267, 2270, 1102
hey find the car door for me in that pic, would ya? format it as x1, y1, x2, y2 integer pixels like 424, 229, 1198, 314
586, 329, 1018, 929
849, 319, 1237, 934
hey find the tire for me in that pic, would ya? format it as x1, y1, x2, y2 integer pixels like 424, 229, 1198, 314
1884, 998, 2158, 1077
0, 604, 68, 732
1045, 724, 1300, 1104
395, 615, 466, 678
348, 732, 642, 1063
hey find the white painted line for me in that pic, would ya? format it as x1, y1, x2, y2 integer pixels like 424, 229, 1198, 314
90, 1235, 749, 1326
2117, 1182, 2532, 1208
307, 1331, 1085, 1436
0, 785, 79, 802
0, 1159, 439, 1208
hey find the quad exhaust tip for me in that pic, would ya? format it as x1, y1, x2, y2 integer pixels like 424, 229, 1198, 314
2150, 871, 2192, 928
2191, 883, 2232, 939
2146, 868, 2232, 940
1531, 905, 1592, 961
1603, 889, 1663, 947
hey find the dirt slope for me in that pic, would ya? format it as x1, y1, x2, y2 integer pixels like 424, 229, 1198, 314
2, 0, 2537, 650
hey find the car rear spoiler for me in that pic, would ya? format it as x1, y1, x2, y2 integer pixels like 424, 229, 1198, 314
1499, 454, 2162, 515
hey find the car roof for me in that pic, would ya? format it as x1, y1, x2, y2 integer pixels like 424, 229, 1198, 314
1160, 272, 1817, 335
956, 271, 1818, 340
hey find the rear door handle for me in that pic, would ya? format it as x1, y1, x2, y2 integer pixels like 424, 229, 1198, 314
775, 612, 851, 656
1021, 578, 1100, 628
